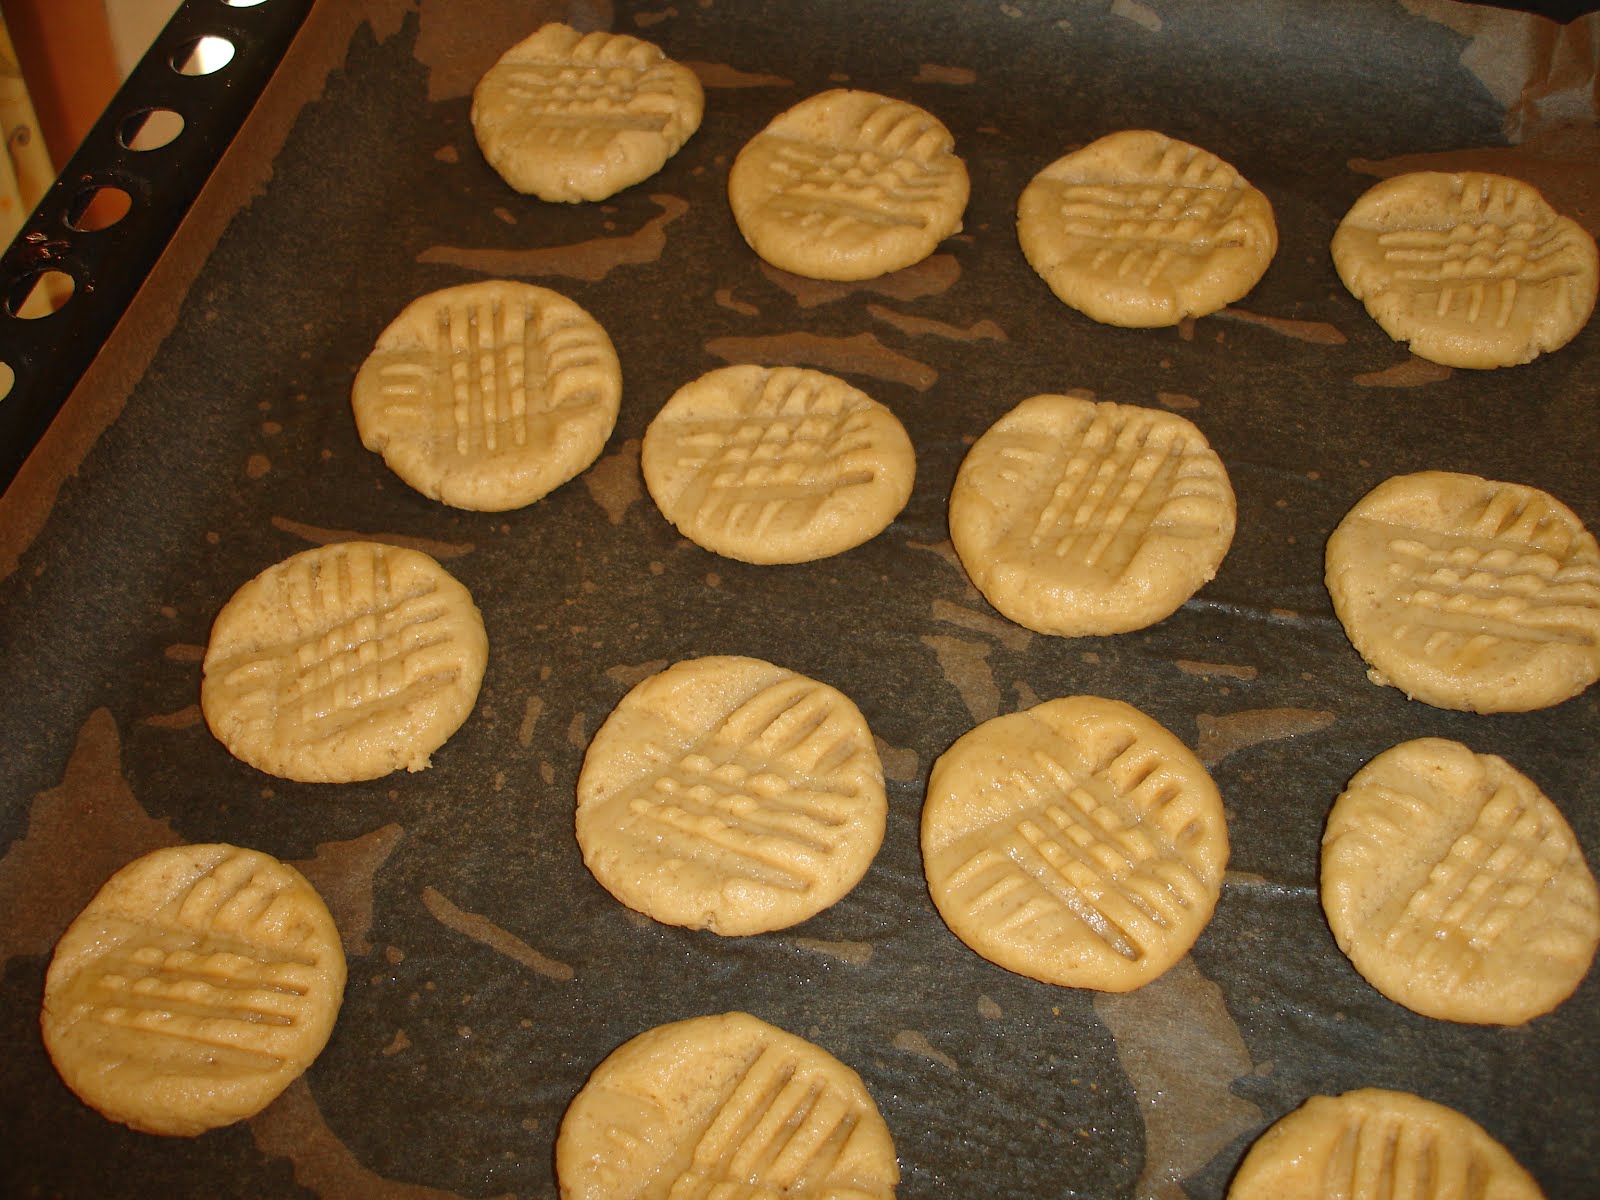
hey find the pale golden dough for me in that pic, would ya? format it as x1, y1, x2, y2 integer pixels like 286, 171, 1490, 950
949, 394, 1235, 636
201, 541, 488, 783
1228, 1089, 1545, 1200
1332, 170, 1598, 369
556, 1012, 899, 1199
576, 656, 886, 936
1321, 738, 1599, 1026
1325, 470, 1600, 713
922, 695, 1228, 993
352, 280, 621, 512
727, 88, 969, 281
41, 844, 346, 1137
642, 364, 915, 564
1016, 129, 1277, 327
470, 22, 704, 203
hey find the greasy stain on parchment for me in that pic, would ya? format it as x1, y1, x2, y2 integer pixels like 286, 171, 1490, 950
0, 708, 180, 967
421, 885, 576, 981
1175, 660, 1259, 682
421, 193, 688, 282
716, 287, 760, 316
1195, 708, 1336, 768
1094, 956, 1262, 1200
762, 254, 960, 309
874, 736, 920, 783
1110, 0, 1164, 34
518, 695, 545, 747
910, 538, 972, 580
1012, 679, 1043, 711
706, 331, 938, 391
584, 437, 643, 525
687, 61, 794, 89
921, 635, 1000, 723
271, 515, 475, 559
932, 598, 1031, 654
414, 0, 606, 101
0, 708, 411, 970
606, 659, 671, 690
793, 936, 873, 966
251, 1077, 510, 1200
870, 303, 1008, 344
914, 64, 977, 85
1216, 307, 1347, 346
1354, 357, 1454, 388
894, 1028, 960, 1071
143, 702, 204, 730
295, 824, 405, 959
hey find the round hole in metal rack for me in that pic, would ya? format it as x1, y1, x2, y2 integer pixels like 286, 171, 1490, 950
7, 270, 76, 319
0, 361, 14, 403
66, 185, 134, 232
118, 108, 185, 152
223, 0, 268, 6
172, 35, 236, 76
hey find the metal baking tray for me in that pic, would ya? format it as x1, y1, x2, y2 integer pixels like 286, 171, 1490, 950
2, 2, 1596, 1196
0, 0, 313, 491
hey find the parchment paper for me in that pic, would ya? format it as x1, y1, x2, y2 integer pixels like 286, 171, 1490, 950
1, 2, 1596, 1197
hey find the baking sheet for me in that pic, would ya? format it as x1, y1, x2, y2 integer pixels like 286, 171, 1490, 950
2, 1, 1597, 1196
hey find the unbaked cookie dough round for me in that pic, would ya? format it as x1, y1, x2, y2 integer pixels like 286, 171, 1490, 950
470, 22, 704, 203
1228, 1088, 1545, 1200
949, 393, 1236, 636
576, 656, 887, 935
42, 844, 346, 1137
642, 364, 915, 564
728, 88, 969, 281
556, 1012, 899, 1200
922, 695, 1229, 992
1332, 170, 1598, 369
1322, 737, 1599, 1026
1325, 470, 1600, 713
202, 541, 488, 783
352, 280, 621, 512
1017, 129, 1277, 327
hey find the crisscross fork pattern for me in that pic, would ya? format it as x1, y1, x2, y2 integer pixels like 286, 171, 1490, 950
666, 370, 878, 542
1318, 1111, 1487, 1199
88, 850, 326, 1070
662, 1044, 869, 1198
1376, 177, 1594, 328
493, 55, 683, 143
942, 737, 1210, 964
1383, 487, 1600, 663
989, 406, 1230, 580
761, 97, 958, 237
218, 545, 463, 742
1052, 142, 1270, 283
1379, 781, 1587, 987
373, 298, 610, 458
621, 679, 867, 893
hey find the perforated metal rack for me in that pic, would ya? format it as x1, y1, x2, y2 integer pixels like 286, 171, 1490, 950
0, 0, 311, 493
